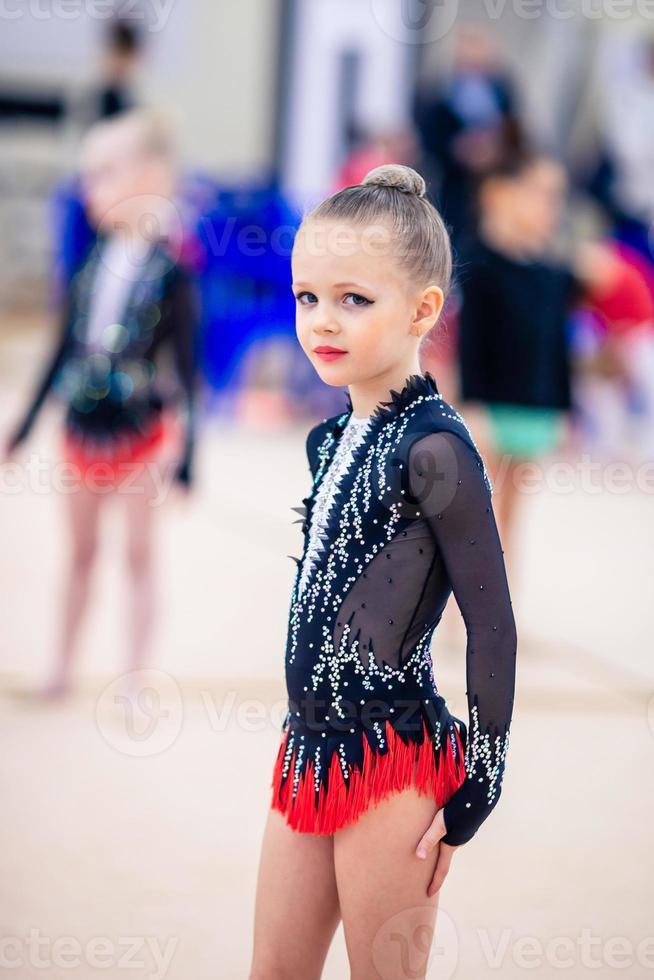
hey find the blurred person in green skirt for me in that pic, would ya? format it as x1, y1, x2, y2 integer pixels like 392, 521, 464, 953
456, 150, 577, 566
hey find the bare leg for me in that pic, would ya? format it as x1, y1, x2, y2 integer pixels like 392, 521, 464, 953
121, 462, 158, 676
249, 808, 341, 980
43, 480, 104, 697
334, 787, 445, 980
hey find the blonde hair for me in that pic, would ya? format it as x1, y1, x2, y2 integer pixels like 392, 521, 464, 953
303, 163, 452, 296
83, 107, 177, 165
128, 107, 177, 162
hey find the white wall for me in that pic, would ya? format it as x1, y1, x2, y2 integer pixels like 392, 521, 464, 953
0, 0, 280, 176
140, 0, 280, 175
280, 0, 417, 207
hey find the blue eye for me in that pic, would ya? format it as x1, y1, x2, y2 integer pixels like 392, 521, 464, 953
295, 291, 317, 305
344, 293, 372, 306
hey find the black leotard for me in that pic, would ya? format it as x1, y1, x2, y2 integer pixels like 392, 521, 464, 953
457, 235, 577, 409
7, 235, 198, 485
272, 371, 517, 846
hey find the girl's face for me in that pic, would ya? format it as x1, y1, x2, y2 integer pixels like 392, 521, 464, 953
80, 125, 174, 233
483, 158, 566, 250
292, 218, 442, 390
515, 159, 567, 245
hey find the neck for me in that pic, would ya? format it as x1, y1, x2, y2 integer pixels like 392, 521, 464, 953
347, 359, 423, 419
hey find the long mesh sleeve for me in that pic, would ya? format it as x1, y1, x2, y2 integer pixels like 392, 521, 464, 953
407, 430, 517, 846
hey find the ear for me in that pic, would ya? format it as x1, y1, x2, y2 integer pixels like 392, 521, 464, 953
410, 285, 445, 338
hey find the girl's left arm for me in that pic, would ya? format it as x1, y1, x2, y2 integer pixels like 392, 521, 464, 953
407, 430, 518, 847
162, 265, 201, 488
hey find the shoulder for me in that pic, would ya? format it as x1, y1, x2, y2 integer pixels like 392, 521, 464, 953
401, 396, 493, 495
401, 391, 476, 442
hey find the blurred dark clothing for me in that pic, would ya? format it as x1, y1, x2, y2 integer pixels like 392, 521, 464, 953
8, 237, 199, 486
457, 237, 577, 410
98, 84, 135, 118
414, 72, 516, 241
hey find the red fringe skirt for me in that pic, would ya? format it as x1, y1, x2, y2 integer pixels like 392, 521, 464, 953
60, 412, 176, 486
270, 716, 466, 835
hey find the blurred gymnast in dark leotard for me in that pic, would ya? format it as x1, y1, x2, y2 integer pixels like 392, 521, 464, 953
3, 109, 199, 698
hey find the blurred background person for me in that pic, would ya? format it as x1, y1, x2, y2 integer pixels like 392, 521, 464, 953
456, 151, 576, 567
2, 108, 199, 699
66, 17, 146, 132
413, 21, 521, 246
331, 126, 419, 190
571, 238, 654, 460
95, 18, 144, 120
586, 34, 654, 261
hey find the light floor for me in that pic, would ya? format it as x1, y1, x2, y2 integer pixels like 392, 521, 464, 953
1, 315, 653, 979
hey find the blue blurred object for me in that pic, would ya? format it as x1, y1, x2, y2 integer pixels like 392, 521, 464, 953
193, 178, 301, 392
50, 174, 95, 296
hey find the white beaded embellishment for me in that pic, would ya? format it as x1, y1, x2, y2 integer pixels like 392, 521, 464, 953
297, 413, 372, 598
463, 703, 510, 806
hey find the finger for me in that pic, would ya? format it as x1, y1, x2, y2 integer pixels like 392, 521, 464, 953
427, 844, 454, 898
415, 808, 446, 859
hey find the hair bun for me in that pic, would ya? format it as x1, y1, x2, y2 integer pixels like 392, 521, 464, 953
361, 164, 426, 198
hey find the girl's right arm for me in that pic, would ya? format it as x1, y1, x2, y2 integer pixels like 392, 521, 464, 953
6, 298, 73, 453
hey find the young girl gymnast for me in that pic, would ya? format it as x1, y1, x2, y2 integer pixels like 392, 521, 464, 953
3, 109, 198, 699
250, 164, 517, 980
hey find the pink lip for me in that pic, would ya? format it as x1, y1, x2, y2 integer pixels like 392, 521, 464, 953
314, 346, 347, 362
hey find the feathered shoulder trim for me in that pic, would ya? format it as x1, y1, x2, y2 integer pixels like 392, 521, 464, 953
335, 371, 440, 435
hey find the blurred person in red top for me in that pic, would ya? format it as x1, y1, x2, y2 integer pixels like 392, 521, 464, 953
573, 239, 654, 457
332, 128, 419, 191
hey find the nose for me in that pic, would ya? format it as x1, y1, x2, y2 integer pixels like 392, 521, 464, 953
313, 312, 341, 336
